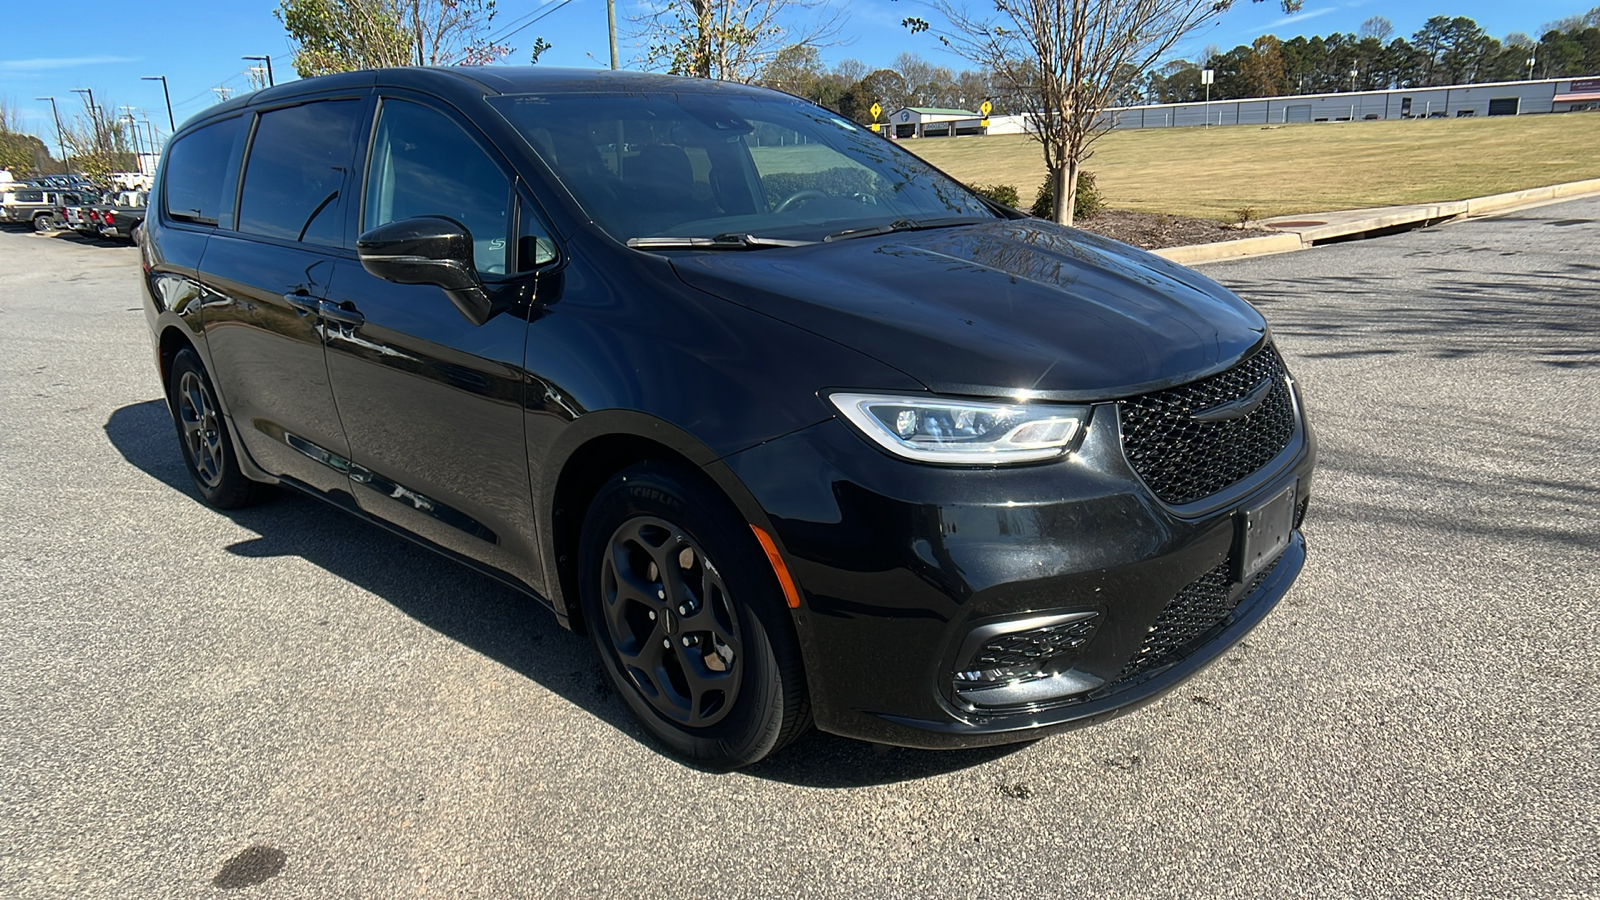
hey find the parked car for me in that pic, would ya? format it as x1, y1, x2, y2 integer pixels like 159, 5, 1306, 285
96, 190, 147, 241
1, 188, 77, 231
143, 68, 1315, 766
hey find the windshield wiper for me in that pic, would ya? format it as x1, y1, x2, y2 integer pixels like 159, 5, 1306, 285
626, 233, 814, 250
823, 216, 994, 243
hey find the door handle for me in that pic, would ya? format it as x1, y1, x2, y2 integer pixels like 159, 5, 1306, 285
282, 292, 320, 316
317, 299, 365, 328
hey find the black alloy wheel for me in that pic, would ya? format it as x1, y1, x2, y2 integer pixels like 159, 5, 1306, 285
600, 516, 744, 727
167, 349, 269, 509
579, 463, 809, 766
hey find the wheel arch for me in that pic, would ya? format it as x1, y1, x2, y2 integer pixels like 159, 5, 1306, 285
156, 325, 197, 408
539, 413, 781, 633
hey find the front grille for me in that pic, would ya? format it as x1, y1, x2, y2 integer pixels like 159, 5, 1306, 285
966, 615, 1100, 672
1118, 345, 1297, 505
1114, 558, 1279, 683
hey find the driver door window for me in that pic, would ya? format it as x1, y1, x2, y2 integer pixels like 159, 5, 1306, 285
365, 100, 511, 276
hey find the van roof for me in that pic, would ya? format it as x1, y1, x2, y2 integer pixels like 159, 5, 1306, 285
184, 67, 772, 133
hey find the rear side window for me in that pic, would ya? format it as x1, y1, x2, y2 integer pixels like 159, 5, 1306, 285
164, 117, 241, 225
239, 99, 364, 246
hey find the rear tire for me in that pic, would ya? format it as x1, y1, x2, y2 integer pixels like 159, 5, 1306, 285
167, 349, 270, 509
33, 214, 51, 233
578, 462, 810, 767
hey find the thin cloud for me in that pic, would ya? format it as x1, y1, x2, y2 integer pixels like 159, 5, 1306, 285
0, 55, 140, 72
1256, 6, 1340, 34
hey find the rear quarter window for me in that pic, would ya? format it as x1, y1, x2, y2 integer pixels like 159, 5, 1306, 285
163, 117, 243, 226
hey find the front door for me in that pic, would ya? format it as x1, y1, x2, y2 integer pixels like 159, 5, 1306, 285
323, 95, 550, 589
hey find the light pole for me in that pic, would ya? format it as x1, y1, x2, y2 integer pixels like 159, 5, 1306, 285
1526, 56, 1536, 80
142, 76, 175, 132
71, 87, 96, 125
242, 55, 275, 86
35, 96, 68, 170
71, 88, 105, 160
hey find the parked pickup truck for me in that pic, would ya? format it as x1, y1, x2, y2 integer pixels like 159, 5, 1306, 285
1, 188, 81, 232
93, 190, 148, 242
61, 192, 110, 237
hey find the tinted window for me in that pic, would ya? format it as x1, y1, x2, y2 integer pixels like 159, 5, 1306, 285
239, 100, 363, 246
365, 100, 509, 275
489, 92, 995, 243
13, 191, 43, 203
164, 117, 241, 225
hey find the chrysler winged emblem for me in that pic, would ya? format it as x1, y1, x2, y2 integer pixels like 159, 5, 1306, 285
1190, 377, 1274, 423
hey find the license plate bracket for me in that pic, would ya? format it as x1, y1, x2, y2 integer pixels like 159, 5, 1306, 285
1236, 482, 1296, 583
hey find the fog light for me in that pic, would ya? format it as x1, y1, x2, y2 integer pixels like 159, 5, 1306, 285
953, 611, 1105, 707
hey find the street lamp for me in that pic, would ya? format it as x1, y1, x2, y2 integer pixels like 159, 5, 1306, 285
242, 55, 274, 87
35, 96, 68, 169
142, 75, 175, 132
71, 87, 96, 123
1526, 56, 1537, 80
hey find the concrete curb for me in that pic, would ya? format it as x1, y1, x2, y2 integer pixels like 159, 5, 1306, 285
1153, 177, 1600, 265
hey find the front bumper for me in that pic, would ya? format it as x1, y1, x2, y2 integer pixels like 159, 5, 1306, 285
716, 390, 1316, 749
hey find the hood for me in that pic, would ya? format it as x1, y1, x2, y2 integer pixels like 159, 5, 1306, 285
670, 219, 1268, 401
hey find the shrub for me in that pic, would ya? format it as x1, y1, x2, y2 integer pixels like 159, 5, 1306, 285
969, 183, 1021, 208
1030, 170, 1103, 221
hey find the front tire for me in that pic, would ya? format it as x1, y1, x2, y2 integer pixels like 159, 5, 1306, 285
167, 348, 269, 509
579, 462, 810, 767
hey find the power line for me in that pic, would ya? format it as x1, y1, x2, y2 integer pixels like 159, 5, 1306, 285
488, 1, 554, 43
491, 0, 579, 45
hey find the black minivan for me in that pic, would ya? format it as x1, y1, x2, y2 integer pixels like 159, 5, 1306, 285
142, 67, 1315, 766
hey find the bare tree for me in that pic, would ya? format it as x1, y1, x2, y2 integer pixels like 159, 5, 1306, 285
905, 0, 1302, 225
276, 0, 509, 77
58, 97, 136, 184
1360, 16, 1394, 44
631, 0, 844, 82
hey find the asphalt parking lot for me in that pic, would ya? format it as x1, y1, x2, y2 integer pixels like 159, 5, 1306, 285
1, 200, 1596, 899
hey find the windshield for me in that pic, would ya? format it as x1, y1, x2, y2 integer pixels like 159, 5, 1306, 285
489, 91, 996, 244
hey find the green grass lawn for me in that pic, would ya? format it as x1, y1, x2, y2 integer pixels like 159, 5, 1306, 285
902, 114, 1600, 221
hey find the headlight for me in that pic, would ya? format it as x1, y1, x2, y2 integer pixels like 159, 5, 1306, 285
829, 392, 1088, 464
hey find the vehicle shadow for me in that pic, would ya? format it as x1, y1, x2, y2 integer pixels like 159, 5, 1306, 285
104, 399, 1021, 786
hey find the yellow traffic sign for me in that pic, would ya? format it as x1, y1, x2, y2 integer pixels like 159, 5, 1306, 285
979, 100, 993, 116
869, 123, 881, 132
870, 103, 882, 120
980, 118, 990, 129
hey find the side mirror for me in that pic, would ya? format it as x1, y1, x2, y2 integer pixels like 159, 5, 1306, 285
357, 216, 492, 325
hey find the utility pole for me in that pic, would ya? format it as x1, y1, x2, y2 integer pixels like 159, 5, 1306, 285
141, 76, 175, 132
607, 0, 619, 69
120, 106, 146, 171
213, 86, 233, 103
35, 96, 68, 171
141, 111, 159, 155
243, 55, 275, 86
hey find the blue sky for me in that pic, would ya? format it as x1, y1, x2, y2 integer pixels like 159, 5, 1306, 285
2, 0, 1590, 148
